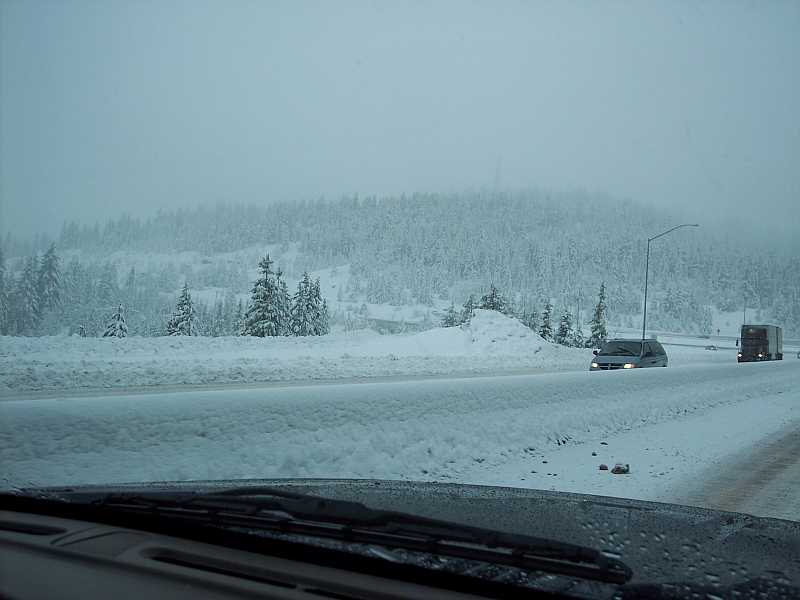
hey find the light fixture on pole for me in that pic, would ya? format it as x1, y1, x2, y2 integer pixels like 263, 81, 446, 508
642, 224, 700, 342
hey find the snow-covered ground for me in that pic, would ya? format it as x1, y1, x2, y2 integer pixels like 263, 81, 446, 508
0, 311, 591, 394
1, 310, 751, 395
3, 360, 798, 521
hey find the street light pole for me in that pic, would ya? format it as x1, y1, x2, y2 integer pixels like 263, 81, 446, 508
642, 238, 651, 343
641, 223, 699, 343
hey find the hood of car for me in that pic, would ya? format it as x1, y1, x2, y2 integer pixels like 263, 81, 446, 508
33, 478, 800, 588
594, 355, 640, 364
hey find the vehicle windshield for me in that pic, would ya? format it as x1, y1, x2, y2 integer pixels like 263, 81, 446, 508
1, 0, 799, 592
599, 341, 642, 357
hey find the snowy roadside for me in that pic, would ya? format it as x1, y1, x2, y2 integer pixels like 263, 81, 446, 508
0, 310, 736, 395
2, 360, 798, 493
458, 389, 800, 521
0, 311, 590, 394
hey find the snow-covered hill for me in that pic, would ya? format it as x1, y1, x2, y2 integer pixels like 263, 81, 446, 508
6, 191, 798, 338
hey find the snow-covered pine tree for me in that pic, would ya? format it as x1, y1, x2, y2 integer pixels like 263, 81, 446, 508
587, 282, 608, 348
290, 272, 314, 336
211, 298, 226, 337
193, 300, 211, 336
539, 302, 553, 341
11, 256, 41, 335
460, 294, 476, 324
555, 309, 574, 346
166, 282, 194, 335
275, 270, 292, 336
515, 298, 539, 331
479, 284, 508, 313
311, 277, 330, 335
441, 303, 460, 327
36, 243, 61, 313
521, 309, 539, 332
103, 304, 128, 338
0, 246, 7, 334
241, 255, 282, 337
571, 321, 585, 349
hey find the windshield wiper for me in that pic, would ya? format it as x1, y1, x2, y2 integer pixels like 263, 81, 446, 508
46, 485, 631, 584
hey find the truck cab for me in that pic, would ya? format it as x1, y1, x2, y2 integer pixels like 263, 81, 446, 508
737, 324, 783, 362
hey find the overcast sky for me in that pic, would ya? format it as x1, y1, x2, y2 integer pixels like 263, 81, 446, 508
1, 0, 798, 238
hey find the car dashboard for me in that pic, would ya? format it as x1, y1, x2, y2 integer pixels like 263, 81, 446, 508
0, 508, 501, 599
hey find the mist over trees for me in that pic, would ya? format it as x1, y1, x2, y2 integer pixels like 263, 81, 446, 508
2, 190, 798, 337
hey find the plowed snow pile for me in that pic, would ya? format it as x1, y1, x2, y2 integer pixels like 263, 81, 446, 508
0, 310, 590, 393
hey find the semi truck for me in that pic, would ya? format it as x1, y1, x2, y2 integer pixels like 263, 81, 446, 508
737, 324, 783, 362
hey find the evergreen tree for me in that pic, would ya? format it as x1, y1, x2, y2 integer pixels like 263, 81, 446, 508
587, 282, 608, 348
571, 322, 585, 349
211, 298, 226, 337
479, 283, 508, 313
36, 243, 61, 313
11, 257, 41, 335
241, 255, 282, 337
166, 282, 194, 335
441, 303, 460, 327
555, 309, 574, 346
539, 302, 553, 341
275, 270, 292, 336
290, 272, 314, 336
103, 304, 128, 338
519, 307, 539, 332
460, 294, 476, 324
0, 246, 7, 335
310, 277, 329, 335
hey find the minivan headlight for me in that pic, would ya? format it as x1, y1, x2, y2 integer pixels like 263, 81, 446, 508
591, 362, 599, 368
623, 363, 636, 369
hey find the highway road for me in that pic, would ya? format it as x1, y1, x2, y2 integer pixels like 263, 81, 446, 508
2, 360, 799, 524
679, 419, 800, 522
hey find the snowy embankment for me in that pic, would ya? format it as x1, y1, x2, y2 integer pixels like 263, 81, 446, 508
2, 360, 798, 495
0, 311, 591, 394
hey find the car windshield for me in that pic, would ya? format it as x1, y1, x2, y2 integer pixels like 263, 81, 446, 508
599, 341, 642, 356
1, 0, 799, 592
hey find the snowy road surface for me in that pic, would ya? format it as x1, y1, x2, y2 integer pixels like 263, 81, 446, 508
3, 360, 799, 522
678, 420, 800, 521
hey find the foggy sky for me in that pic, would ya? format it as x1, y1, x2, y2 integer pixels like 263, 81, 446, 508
2, 0, 799, 239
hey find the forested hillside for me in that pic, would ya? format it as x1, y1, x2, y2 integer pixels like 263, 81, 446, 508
2, 190, 798, 337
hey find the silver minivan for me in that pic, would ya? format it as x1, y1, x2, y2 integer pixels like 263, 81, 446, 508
590, 338, 668, 371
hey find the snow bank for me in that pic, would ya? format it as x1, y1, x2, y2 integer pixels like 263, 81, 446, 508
0, 310, 590, 393
2, 361, 797, 490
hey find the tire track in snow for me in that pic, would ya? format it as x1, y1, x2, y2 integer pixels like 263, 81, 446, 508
680, 420, 800, 521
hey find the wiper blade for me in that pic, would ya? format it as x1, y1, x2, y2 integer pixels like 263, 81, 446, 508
75, 485, 632, 584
